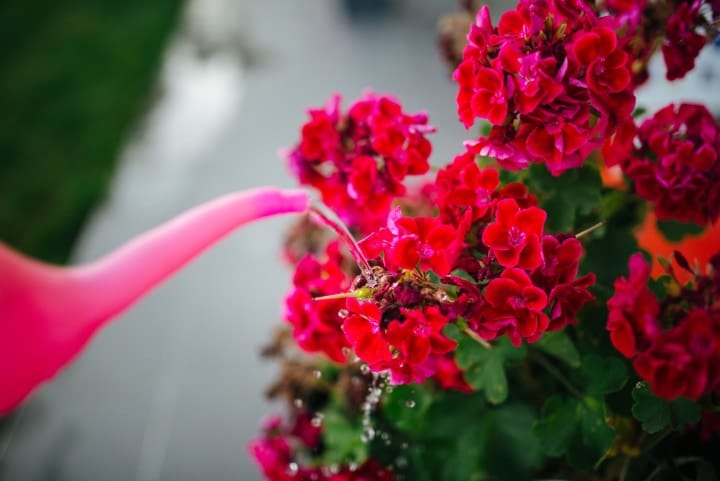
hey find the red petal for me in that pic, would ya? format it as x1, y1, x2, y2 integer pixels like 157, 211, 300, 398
495, 198, 520, 226
515, 206, 546, 236
573, 32, 600, 66
485, 278, 518, 307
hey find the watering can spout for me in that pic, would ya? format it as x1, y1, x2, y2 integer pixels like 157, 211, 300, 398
0, 187, 309, 415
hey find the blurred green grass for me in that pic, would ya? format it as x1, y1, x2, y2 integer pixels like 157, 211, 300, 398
0, 0, 184, 264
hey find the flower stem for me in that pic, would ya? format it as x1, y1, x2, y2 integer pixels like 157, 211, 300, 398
308, 202, 378, 288
530, 350, 584, 399
462, 327, 493, 350
576, 221, 605, 239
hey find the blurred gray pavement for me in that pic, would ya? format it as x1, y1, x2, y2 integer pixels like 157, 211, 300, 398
0, 1, 471, 480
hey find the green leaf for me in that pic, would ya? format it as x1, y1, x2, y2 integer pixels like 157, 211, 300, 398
696, 460, 719, 481
322, 407, 368, 465
443, 323, 463, 342
383, 384, 432, 433
528, 163, 603, 233
656, 219, 705, 242
542, 194, 575, 233
485, 404, 544, 479
535, 330, 581, 368
631, 382, 702, 433
580, 354, 628, 395
532, 395, 578, 457
533, 395, 615, 469
455, 336, 526, 405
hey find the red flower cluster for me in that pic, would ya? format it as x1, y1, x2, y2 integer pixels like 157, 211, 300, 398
360, 208, 465, 277
455, 0, 635, 175
285, 241, 353, 363
607, 103, 720, 225
286, 93, 434, 234
663, 0, 710, 81
343, 299, 457, 384
608, 253, 720, 400
330, 161, 595, 381
249, 415, 394, 481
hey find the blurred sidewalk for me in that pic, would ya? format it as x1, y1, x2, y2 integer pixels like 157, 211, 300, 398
0, 1, 468, 480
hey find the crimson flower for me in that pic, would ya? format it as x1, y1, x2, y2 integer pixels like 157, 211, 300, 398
482, 268, 550, 345
454, 0, 635, 175
287, 92, 434, 234
619, 103, 720, 225
434, 355, 474, 393
634, 308, 720, 400
606, 254, 661, 358
342, 300, 457, 384
662, 1, 707, 81
386, 306, 457, 368
482, 198, 546, 270
361, 209, 464, 277
436, 152, 501, 225
285, 241, 352, 363
342, 299, 394, 371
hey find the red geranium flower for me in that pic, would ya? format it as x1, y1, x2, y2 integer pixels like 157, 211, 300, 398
634, 308, 720, 400
482, 198, 546, 269
482, 268, 550, 345
606, 253, 661, 358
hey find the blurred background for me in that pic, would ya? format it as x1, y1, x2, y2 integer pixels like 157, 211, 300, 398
2, 0, 719, 480
0, 0, 473, 479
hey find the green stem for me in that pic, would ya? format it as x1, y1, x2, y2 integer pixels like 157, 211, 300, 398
530, 350, 584, 399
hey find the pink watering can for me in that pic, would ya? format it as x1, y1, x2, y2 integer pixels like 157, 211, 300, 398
0, 187, 309, 415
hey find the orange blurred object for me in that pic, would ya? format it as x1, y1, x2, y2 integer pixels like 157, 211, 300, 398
599, 164, 625, 190
634, 212, 720, 282
600, 163, 719, 281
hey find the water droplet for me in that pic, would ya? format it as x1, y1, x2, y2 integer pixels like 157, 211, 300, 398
437, 291, 449, 302
311, 413, 324, 427
385, 385, 394, 394
636, 381, 644, 389
395, 456, 408, 468
380, 431, 390, 441
312, 369, 322, 379
360, 363, 370, 375
401, 442, 409, 449
405, 400, 416, 408
348, 463, 358, 472
338, 309, 349, 319
361, 425, 376, 443
287, 462, 299, 476
293, 399, 303, 408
